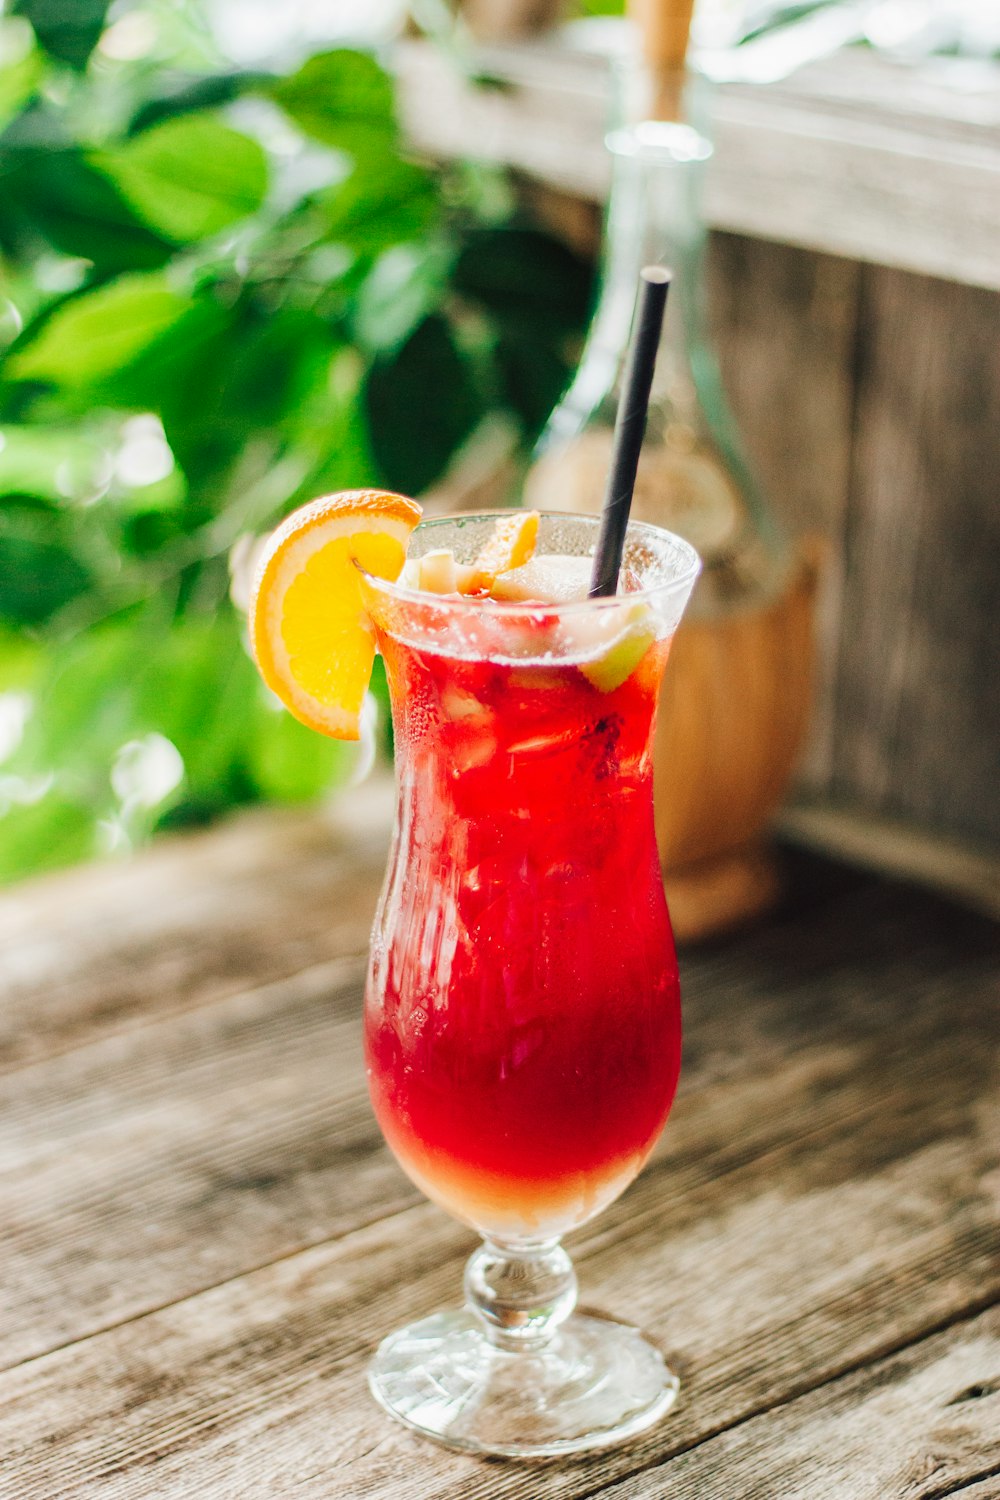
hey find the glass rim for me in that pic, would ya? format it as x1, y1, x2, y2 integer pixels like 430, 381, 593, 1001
358, 510, 701, 619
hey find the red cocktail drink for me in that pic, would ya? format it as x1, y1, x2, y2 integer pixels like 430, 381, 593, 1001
366, 621, 678, 1241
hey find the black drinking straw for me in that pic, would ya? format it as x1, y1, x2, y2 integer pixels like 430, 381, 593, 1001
589, 266, 672, 597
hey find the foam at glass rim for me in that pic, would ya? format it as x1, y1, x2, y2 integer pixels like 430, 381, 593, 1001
359, 512, 701, 668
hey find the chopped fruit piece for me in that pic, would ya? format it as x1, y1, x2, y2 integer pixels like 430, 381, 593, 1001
249, 489, 421, 740
404, 550, 483, 596
419, 549, 459, 594
578, 603, 658, 692
489, 554, 592, 603
441, 685, 489, 722
468, 510, 539, 590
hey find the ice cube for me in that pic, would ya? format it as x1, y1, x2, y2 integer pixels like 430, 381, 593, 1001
488, 554, 592, 603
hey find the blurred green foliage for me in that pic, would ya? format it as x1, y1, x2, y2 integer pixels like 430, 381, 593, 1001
0, 1, 593, 883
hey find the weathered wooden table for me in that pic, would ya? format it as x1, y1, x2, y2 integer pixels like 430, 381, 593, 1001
2, 797, 999, 1498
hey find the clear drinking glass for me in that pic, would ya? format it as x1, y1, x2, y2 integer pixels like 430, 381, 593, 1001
359, 512, 699, 1456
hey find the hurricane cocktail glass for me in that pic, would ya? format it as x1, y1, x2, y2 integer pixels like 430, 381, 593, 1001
359, 511, 699, 1455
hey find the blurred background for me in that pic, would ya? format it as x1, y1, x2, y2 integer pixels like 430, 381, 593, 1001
0, 0, 600, 881
1, 0, 998, 906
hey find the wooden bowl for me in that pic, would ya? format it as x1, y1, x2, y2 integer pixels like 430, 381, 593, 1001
656, 539, 823, 942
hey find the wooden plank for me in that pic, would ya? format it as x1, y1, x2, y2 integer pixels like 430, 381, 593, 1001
706, 233, 859, 787
396, 38, 611, 202
0, 1204, 464, 1500
1, 1048, 997, 1498
833, 266, 1000, 848
394, 36, 1000, 291
0, 841, 997, 1495
0, 953, 423, 1371
778, 801, 1000, 923
706, 86, 1000, 293
748, 47, 1000, 136
0, 798, 388, 1074
597, 1306, 1000, 1500
936, 1481, 1000, 1500
708, 236, 858, 544
1, 832, 993, 1373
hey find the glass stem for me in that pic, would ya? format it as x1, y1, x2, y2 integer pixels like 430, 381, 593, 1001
465, 1238, 578, 1352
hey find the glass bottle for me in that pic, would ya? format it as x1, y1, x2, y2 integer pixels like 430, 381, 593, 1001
526, 88, 790, 617
524, 71, 821, 942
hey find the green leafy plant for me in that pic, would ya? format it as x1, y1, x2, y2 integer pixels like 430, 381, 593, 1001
0, 1, 592, 882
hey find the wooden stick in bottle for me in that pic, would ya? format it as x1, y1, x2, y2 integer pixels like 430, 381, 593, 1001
626, 0, 696, 121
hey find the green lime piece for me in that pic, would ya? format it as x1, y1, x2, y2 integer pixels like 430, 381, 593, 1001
579, 605, 657, 692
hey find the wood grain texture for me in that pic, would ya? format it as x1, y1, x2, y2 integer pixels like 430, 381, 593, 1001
0, 802, 386, 1074
2, 1089, 998, 1500
0, 815, 998, 1498
708, 235, 859, 544
778, 801, 1000, 923
939, 1480, 1000, 1500
597, 1307, 1000, 1500
833, 267, 1000, 847
707, 234, 859, 788
0, 954, 426, 1372
395, 35, 1000, 290
705, 82, 1000, 293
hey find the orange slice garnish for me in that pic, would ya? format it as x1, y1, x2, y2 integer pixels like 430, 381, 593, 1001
249, 489, 421, 740
467, 510, 539, 591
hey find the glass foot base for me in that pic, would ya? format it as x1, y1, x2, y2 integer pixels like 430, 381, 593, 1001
368, 1309, 679, 1457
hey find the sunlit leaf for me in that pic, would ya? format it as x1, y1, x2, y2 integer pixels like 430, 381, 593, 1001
0, 627, 134, 878
269, 49, 397, 159
5, 273, 192, 388
129, 615, 255, 796
128, 71, 270, 137
0, 29, 43, 131
0, 425, 108, 502
0, 148, 174, 272
110, 295, 233, 419
287, 363, 378, 503
99, 116, 268, 243
353, 243, 450, 355
319, 156, 438, 256
13, 624, 136, 769
0, 792, 95, 883
0, 624, 43, 690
